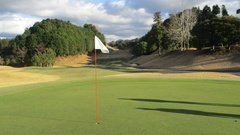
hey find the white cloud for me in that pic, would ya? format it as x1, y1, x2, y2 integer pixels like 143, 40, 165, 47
105, 34, 138, 42
0, 0, 239, 41
111, 0, 126, 8
0, 13, 40, 35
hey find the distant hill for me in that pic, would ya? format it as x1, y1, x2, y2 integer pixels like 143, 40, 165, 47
0, 19, 106, 67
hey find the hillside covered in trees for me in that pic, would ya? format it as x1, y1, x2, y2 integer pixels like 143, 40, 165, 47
109, 5, 240, 56
0, 19, 105, 67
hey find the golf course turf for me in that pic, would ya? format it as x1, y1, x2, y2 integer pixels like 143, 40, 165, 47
0, 65, 240, 135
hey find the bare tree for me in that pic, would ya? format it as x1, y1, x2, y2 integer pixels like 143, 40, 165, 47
167, 8, 198, 50
183, 9, 198, 49
167, 14, 181, 50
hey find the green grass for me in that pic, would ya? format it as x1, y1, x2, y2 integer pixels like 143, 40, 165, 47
0, 64, 240, 135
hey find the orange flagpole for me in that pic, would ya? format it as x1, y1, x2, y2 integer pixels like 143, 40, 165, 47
94, 49, 99, 124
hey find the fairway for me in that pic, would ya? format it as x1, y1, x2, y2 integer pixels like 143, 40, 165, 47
0, 65, 240, 135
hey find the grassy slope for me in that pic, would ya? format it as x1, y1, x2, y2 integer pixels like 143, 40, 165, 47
129, 50, 240, 70
0, 65, 240, 135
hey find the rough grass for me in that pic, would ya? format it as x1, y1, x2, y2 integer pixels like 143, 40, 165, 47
129, 50, 240, 70
0, 61, 240, 135
0, 66, 59, 88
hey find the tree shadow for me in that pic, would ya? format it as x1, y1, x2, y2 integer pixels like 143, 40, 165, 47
137, 108, 240, 119
120, 98, 240, 107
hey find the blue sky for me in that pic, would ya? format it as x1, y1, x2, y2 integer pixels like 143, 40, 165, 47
0, 0, 239, 41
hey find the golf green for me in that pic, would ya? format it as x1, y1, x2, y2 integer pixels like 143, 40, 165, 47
0, 73, 240, 135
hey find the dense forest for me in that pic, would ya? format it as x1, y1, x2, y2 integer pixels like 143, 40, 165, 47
0, 19, 105, 67
109, 5, 240, 56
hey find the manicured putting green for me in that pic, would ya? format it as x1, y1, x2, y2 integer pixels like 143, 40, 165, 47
0, 77, 240, 135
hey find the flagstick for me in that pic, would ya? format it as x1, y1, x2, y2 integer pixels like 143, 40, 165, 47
94, 49, 100, 125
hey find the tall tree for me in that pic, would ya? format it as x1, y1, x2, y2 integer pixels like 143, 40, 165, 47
212, 5, 220, 16
165, 14, 180, 49
132, 41, 148, 56
153, 12, 162, 25
202, 5, 212, 20
31, 48, 56, 67
167, 8, 198, 50
153, 12, 164, 55
222, 5, 229, 16
137, 12, 165, 55
237, 9, 240, 14
192, 16, 240, 48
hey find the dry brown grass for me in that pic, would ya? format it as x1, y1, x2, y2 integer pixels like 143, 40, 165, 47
54, 54, 91, 67
105, 72, 240, 79
0, 66, 59, 88
2, 49, 239, 88
106, 44, 119, 51
130, 50, 240, 70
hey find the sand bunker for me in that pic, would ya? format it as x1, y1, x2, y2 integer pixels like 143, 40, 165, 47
0, 66, 60, 88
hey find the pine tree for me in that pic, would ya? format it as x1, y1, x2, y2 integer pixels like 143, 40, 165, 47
222, 5, 229, 16
237, 9, 240, 14
212, 5, 220, 16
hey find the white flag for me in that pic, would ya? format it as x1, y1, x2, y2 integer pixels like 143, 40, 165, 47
95, 36, 109, 53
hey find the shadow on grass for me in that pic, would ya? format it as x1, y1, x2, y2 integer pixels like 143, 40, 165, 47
120, 98, 240, 119
137, 108, 240, 119
120, 98, 240, 107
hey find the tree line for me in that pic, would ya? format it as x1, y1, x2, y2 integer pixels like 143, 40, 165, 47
0, 19, 105, 67
109, 5, 240, 56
